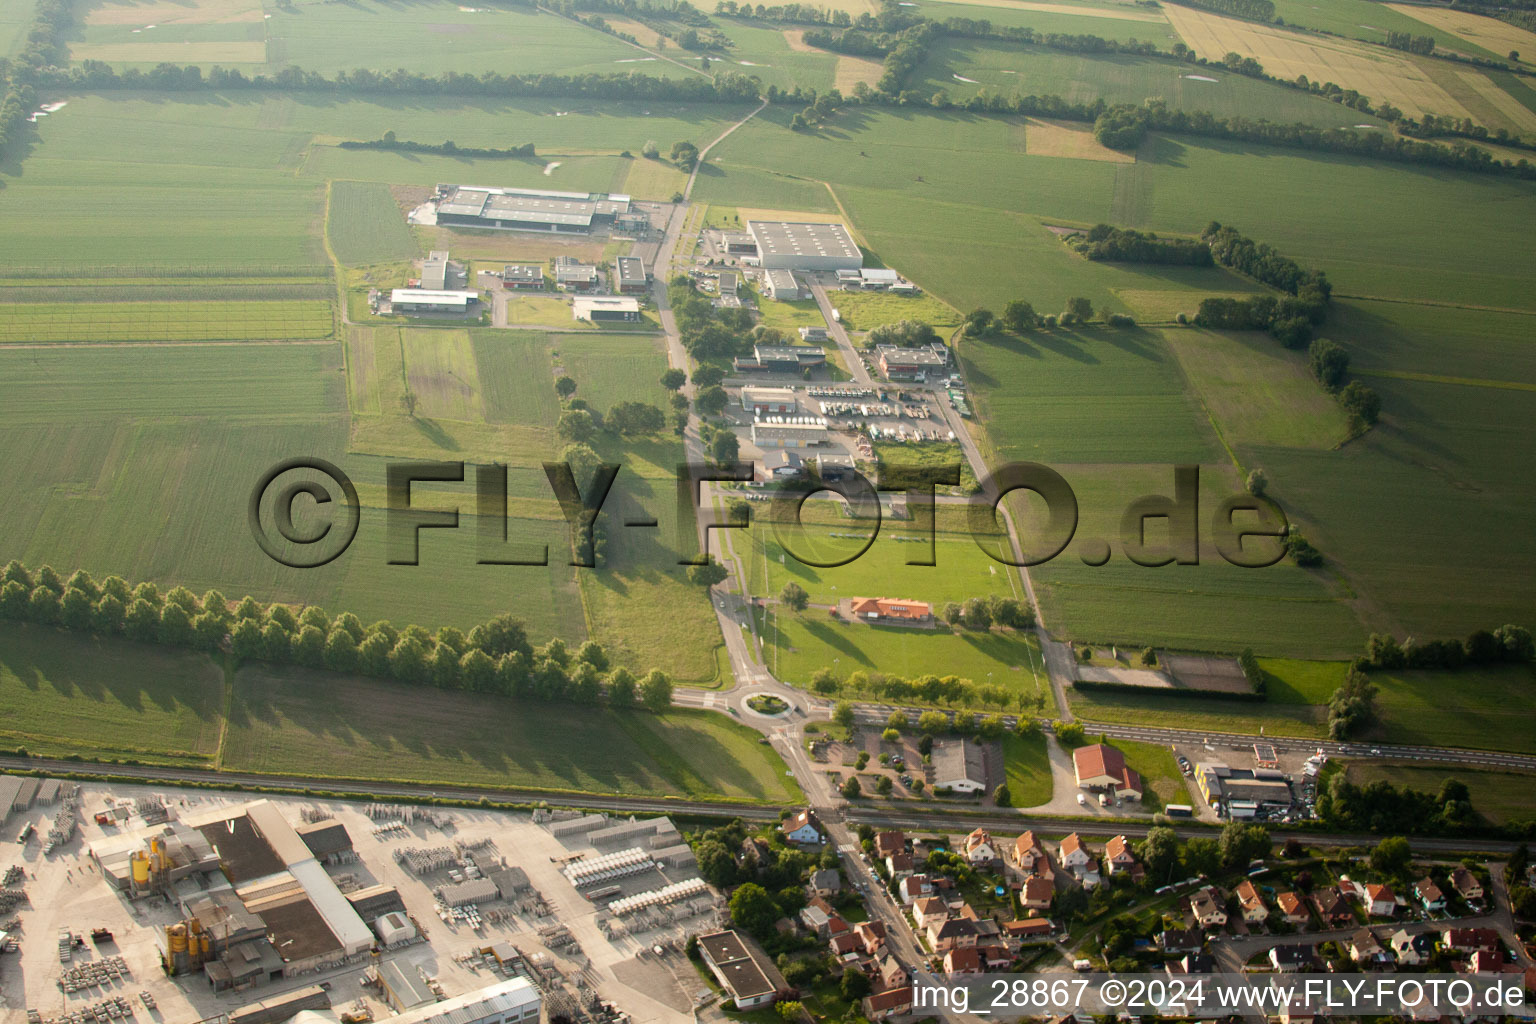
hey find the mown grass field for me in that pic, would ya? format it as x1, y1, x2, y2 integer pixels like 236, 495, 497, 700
1266, 0, 1501, 58
1002, 731, 1054, 807
224, 664, 800, 802
0, 622, 225, 764
764, 607, 1054, 711
327, 180, 419, 267
833, 288, 962, 330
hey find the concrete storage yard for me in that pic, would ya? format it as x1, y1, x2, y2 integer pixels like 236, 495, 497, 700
0, 779, 719, 1024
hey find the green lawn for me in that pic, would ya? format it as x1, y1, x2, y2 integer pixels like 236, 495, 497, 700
1368, 664, 1536, 754
1003, 731, 1054, 807
1111, 737, 1191, 812
0, 623, 224, 764
763, 607, 1053, 712
833, 288, 962, 331
223, 664, 800, 802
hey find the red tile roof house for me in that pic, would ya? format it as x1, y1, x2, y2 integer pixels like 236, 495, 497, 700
855, 921, 887, 956
1235, 879, 1269, 924
943, 946, 984, 975
862, 985, 913, 1020
964, 828, 1000, 869
1276, 891, 1310, 925
897, 874, 935, 904
1020, 876, 1055, 911
1102, 835, 1138, 878
1071, 744, 1144, 801
1443, 927, 1501, 953
928, 916, 980, 953
1057, 833, 1100, 888
1362, 883, 1397, 918
885, 852, 915, 878
781, 809, 825, 845
873, 831, 907, 860
1011, 831, 1053, 879
1005, 918, 1055, 944
848, 597, 933, 624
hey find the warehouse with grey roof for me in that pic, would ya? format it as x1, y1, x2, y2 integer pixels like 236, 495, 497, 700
748, 221, 862, 271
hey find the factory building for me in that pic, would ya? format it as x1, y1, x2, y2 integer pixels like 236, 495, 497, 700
741, 387, 798, 414
390, 290, 479, 315
390, 977, 540, 1024
733, 344, 826, 374
432, 184, 630, 234
420, 251, 451, 291
875, 344, 948, 381
721, 231, 759, 256
614, 256, 649, 294
573, 296, 640, 322
750, 420, 830, 448
1195, 763, 1293, 814
761, 269, 804, 301
747, 221, 862, 272
697, 931, 789, 1010
501, 265, 545, 290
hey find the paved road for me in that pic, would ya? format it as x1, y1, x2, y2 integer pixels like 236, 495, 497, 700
807, 279, 873, 386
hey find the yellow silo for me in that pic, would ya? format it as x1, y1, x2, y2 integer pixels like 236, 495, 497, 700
200, 933, 213, 960
167, 924, 189, 953
131, 852, 151, 886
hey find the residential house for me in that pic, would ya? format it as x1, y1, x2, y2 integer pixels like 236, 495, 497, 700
1452, 867, 1484, 903
1349, 928, 1394, 969
977, 945, 1013, 970
739, 837, 772, 875
1011, 832, 1051, 877
800, 904, 832, 938
1415, 878, 1446, 913
810, 868, 841, 897
964, 829, 1000, 869
1159, 928, 1204, 955
1102, 835, 1137, 877
1469, 949, 1511, 974
1004, 919, 1055, 944
830, 931, 862, 961
1189, 887, 1228, 930
827, 914, 850, 938
1278, 996, 1317, 1024
897, 874, 934, 904
862, 986, 913, 1020
1312, 887, 1354, 927
885, 852, 914, 878
1058, 834, 1100, 887
1276, 891, 1309, 925
1390, 929, 1437, 966
1364, 882, 1397, 918
1443, 927, 1501, 953
1235, 880, 1269, 924
1270, 944, 1319, 973
927, 916, 979, 953
875, 956, 907, 993
943, 947, 984, 976
913, 897, 949, 933
1167, 953, 1216, 975
855, 921, 887, 957
873, 831, 906, 861
1020, 876, 1054, 911
781, 809, 825, 845
1071, 743, 1144, 801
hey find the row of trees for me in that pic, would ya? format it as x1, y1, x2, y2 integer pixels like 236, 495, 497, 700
1203, 222, 1332, 302
940, 593, 1036, 630
0, 560, 676, 711
1307, 338, 1380, 432
1317, 771, 1483, 835
965, 297, 1113, 333
1326, 663, 1376, 739
817, 664, 1046, 712
1136, 821, 1273, 887
1160, 0, 1275, 23
1384, 31, 1436, 55
338, 133, 536, 158
1363, 626, 1535, 670
1069, 224, 1215, 266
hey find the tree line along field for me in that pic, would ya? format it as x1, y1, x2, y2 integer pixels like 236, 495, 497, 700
0, 619, 800, 801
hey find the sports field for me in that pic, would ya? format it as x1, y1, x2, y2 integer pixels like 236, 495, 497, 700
0, 622, 225, 764
224, 664, 801, 802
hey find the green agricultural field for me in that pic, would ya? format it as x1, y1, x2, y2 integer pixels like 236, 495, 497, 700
266, 0, 696, 77
223, 664, 801, 802
834, 288, 962, 330
327, 181, 419, 267
913, 40, 1386, 126
1265, 0, 1502, 59
1343, 762, 1536, 825
763, 607, 1053, 711
0, 623, 224, 764
1, 0, 37, 55
1368, 664, 1536, 754
0, 300, 334, 343
1164, 328, 1350, 450
911, 0, 1179, 43
1002, 731, 1054, 807
1068, 685, 1328, 737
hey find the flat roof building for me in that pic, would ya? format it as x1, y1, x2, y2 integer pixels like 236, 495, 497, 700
748, 221, 862, 271
762, 268, 805, 300
615, 256, 648, 294
391, 289, 478, 314
421, 251, 450, 291
434, 184, 629, 234
573, 295, 640, 322
697, 930, 789, 1010
554, 257, 600, 291
1195, 762, 1293, 811
389, 977, 540, 1024
734, 344, 827, 374
722, 231, 758, 255
741, 386, 798, 414
501, 264, 544, 290
932, 738, 987, 794
875, 344, 948, 380
751, 420, 829, 448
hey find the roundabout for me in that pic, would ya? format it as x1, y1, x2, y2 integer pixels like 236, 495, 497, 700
743, 691, 793, 718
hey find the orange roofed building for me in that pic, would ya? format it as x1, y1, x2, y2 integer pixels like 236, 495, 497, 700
849, 597, 933, 623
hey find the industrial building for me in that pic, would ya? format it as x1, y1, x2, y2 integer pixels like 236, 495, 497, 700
762, 269, 805, 301
391, 977, 540, 1024
718, 270, 739, 298
378, 959, 437, 1012
741, 386, 798, 414
747, 222, 862, 272
586, 816, 681, 851
721, 231, 758, 256
763, 450, 804, 479
391, 289, 479, 315
554, 257, 600, 292
697, 930, 788, 1010
501, 265, 545, 290
614, 256, 648, 294
420, 251, 452, 291
875, 344, 948, 381
1195, 762, 1293, 815
573, 296, 640, 322
750, 420, 829, 448
931, 739, 988, 794
431, 184, 631, 234
296, 819, 354, 864
799, 326, 828, 342
1072, 744, 1144, 801
733, 344, 826, 374
91, 800, 376, 990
